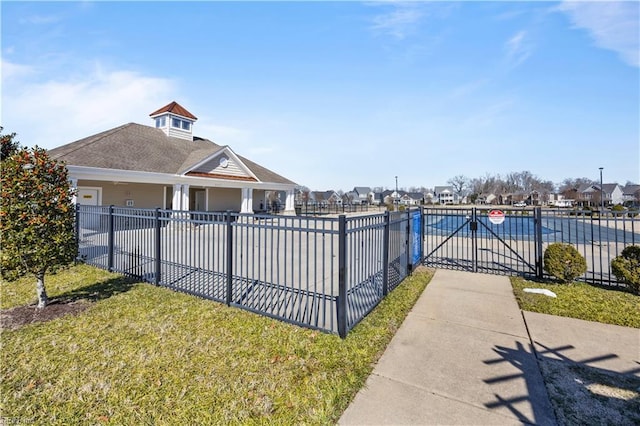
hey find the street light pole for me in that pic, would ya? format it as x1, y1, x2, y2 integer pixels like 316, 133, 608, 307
395, 176, 398, 207
599, 167, 604, 211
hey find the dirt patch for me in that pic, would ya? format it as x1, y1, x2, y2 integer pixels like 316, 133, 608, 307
539, 357, 640, 425
0, 299, 92, 331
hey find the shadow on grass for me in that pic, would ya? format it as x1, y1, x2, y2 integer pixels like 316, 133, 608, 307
56, 275, 138, 304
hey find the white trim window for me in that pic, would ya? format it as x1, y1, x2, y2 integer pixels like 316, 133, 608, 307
172, 117, 191, 131
155, 116, 166, 128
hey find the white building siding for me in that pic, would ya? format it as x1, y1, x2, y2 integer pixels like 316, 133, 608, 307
192, 156, 250, 178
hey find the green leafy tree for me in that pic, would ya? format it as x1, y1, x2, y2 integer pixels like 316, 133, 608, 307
1, 127, 21, 161
1, 146, 77, 308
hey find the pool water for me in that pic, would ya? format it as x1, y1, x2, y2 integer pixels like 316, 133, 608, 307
425, 214, 557, 236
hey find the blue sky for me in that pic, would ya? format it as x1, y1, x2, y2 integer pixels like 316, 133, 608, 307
2, 1, 639, 191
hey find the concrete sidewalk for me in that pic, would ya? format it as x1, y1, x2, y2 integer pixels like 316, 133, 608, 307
339, 269, 556, 425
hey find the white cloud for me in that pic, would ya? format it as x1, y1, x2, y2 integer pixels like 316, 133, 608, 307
370, 5, 424, 40
505, 30, 532, 68
367, 1, 437, 40
19, 14, 62, 25
557, 1, 639, 67
1, 59, 35, 80
2, 66, 177, 148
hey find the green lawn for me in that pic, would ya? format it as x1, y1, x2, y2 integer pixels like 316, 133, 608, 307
511, 277, 640, 328
1, 264, 433, 424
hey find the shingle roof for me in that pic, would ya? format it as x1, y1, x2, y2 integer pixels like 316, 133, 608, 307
149, 101, 197, 120
623, 184, 640, 195
354, 187, 371, 196
48, 123, 295, 185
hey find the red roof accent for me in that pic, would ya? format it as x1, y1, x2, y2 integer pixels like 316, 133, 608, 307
149, 101, 197, 120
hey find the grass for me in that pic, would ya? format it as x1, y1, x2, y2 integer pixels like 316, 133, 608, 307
1, 264, 433, 424
1, 264, 134, 310
511, 277, 640, 328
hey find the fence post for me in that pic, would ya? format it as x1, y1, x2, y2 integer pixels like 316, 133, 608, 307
337, 215, 347, 339
226, 210, 233, 306
154, 208, 161, 286
107, 205, 114, 272
472, 208, 478, 273
74, 204, 80, 263
406, 209, 412, 275
535, 207, 544, 279
382, 210, 390, 296
420, 206, 425, 263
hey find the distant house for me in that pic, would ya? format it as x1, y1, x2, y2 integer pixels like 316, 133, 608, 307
310, 190, 342, 206
371, 192, 384, 205
622, 184, 640, 206
476, 193, 497, 205
578, 183, 624, 207
343, 191, 358, 205
548, 193, 574, 208
352, 187, 373, 205
49, 101, 297, 214
424, 191, 435, 205
382, 190, 403, 205
433, 186, 459, 205
400, 192, 424, 206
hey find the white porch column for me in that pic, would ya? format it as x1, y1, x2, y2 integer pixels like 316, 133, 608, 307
172, 184, 183, 210
240, 187, 254, 214
181, 184, 190, 211
70, 178, 78, 204
283, 189, 296, 216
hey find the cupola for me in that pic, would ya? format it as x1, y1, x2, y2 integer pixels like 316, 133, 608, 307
149, 101, 198, 141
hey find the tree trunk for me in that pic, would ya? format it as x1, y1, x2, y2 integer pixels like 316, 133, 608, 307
36, 272, 49, 309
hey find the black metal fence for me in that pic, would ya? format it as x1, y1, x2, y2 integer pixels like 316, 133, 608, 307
76, 205, 422, 337
295, 203, 378, 216
423, 207, 639, 287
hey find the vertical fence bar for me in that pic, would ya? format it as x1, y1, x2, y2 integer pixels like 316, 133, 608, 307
74, 204, 80, 263
472, 208, 478, 273
337, 215, 347, 339
419, 206, 425, 263
382, 211, 390, 296
154, 208, 161, 285
535, 207, 544, 279
107, 205, 114, 272
406, 209, 412, 274
226, 210, 233, 306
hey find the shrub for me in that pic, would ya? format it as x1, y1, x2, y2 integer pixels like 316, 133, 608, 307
544, 243, 587, 283
611, 204, 626, 211
611, 246, 640, 294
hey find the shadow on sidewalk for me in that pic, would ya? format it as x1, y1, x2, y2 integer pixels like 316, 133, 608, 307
483, 341, 555, 425
483, 340, 640, 425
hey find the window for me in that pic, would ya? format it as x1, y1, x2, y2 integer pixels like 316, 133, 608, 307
155, 117, 166, 128
171, 117, 191, 131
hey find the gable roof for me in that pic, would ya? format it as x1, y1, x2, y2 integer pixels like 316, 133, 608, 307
623, 184, 640, 195
149, 101, 197, 120
353, 187, 371, 196
434, 186, 454, 194
48, 123, 295, 185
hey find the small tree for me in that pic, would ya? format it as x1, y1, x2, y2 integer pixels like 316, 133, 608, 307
611, 246, 640, 294
543, 243, 587, 283
1, 146, 77, 308
1, 127, 21, 161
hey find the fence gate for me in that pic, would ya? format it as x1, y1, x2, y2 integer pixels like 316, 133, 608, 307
423, 207, 543, 278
